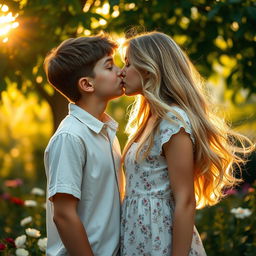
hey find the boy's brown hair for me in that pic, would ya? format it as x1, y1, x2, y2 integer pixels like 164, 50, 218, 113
44, 34, 117, 102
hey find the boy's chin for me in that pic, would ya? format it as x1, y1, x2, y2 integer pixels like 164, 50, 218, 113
108, 90, 125, 100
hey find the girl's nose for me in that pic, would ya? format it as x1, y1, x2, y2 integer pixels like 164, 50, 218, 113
116, 67, 123, 78
119, 69, 126, 79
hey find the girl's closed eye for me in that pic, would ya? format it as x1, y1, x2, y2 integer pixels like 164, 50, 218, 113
124, 57, 130, 68
106, 66, 113, 70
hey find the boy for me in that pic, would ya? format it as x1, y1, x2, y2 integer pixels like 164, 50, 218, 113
43, 34, 125, 256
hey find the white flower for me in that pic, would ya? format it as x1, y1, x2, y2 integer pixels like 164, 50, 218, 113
25, 228, 41, 238
16, 248, 29, 256
15, 235, 26, 248
20, 216, 33, 226
37, 237, 47, 252
31, 187, 45, 196
24, 200, 37, 207
230, 207, 252, 219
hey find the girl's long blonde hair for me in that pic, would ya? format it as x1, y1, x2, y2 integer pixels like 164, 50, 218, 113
122, 31, 254, 209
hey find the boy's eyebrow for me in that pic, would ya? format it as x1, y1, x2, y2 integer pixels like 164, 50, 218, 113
104, 57, 113, 65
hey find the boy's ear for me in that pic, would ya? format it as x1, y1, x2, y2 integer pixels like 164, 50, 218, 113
78, 77, 94, 93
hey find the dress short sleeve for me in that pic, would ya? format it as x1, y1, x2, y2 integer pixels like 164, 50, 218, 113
45, 132, 86, 201
156, 107, 195, 154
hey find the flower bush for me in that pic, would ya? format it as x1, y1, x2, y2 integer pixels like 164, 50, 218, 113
196, 183, 256, 256
0, 178, 255, 255
0, 179, 46, 255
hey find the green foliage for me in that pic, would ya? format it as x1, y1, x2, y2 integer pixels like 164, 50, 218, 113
0, 0, 101, 91
0, 0, 255, 134
0, 179, 46, 255
196, 185, 256, 255
0, 2, 255, 254
107, 0, 256, 99
1, 179, 256, 255
1, 0, 255, 101
0, 84, 51, 186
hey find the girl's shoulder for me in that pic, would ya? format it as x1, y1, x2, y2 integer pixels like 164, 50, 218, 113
161, 105, 191, 128
157, 106, 195, 145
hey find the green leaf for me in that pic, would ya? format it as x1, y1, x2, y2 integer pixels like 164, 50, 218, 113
228, 0, 242, 3
246, 7, 256, 20
109, 0, 120, 8
207, 5, 221, 19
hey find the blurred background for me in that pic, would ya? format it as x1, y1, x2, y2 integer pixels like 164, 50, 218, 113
0, 0, 255, 255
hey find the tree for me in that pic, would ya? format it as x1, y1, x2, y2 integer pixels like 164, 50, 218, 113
0, 0, 255, 131
0, 0, 103, 131
107, 0, 256, 98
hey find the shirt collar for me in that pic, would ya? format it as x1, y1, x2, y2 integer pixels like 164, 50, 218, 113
68, 103, 118, 134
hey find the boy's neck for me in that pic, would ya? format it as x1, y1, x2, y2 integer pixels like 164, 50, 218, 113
76, 96, 108, 122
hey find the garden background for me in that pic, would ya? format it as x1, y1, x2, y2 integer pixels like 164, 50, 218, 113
0, 0, 256, 255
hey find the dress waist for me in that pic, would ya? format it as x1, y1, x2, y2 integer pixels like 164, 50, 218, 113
124, 190, 172, 200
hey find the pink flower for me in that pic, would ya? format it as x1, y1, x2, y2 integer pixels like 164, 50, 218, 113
4, 238, 16, 248
241, 183, 251, 194
224, 188, 237, 195
1, 193, 10, 200
0, 243, 6, 251
4, 179, 23, 188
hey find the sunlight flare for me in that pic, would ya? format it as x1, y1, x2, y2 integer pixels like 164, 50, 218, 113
116, 37, 126, 57
0, 5, 19, 43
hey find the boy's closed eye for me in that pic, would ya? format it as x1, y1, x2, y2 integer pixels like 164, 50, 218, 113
104, 57, 114, 70
106, 65, 113, 70
124, 57, 130, 67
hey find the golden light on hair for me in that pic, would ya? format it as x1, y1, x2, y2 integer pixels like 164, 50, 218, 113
116, 36, 126, 56
117, 37, 126, 45
122, 31, 255, 208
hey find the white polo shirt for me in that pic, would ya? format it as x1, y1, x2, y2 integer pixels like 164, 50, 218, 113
44, 103, 125, 256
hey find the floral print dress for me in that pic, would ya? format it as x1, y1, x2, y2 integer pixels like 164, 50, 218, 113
121, 106, 207, 256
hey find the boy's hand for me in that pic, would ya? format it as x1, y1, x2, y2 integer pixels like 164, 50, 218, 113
52, 193, 94, 256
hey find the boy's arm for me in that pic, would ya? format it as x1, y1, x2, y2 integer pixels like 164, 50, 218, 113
52, 193, 94, 256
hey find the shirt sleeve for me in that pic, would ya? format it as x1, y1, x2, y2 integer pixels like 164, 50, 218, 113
45, 132, 86, 201
156, 108, 195, 155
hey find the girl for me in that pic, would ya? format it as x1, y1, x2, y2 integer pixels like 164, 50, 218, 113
120, 31, 254, 256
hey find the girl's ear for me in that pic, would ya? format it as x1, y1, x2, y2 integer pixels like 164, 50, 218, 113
141, 70, 150, 77
78, 77, 94, 93
142, 70, 150, 81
